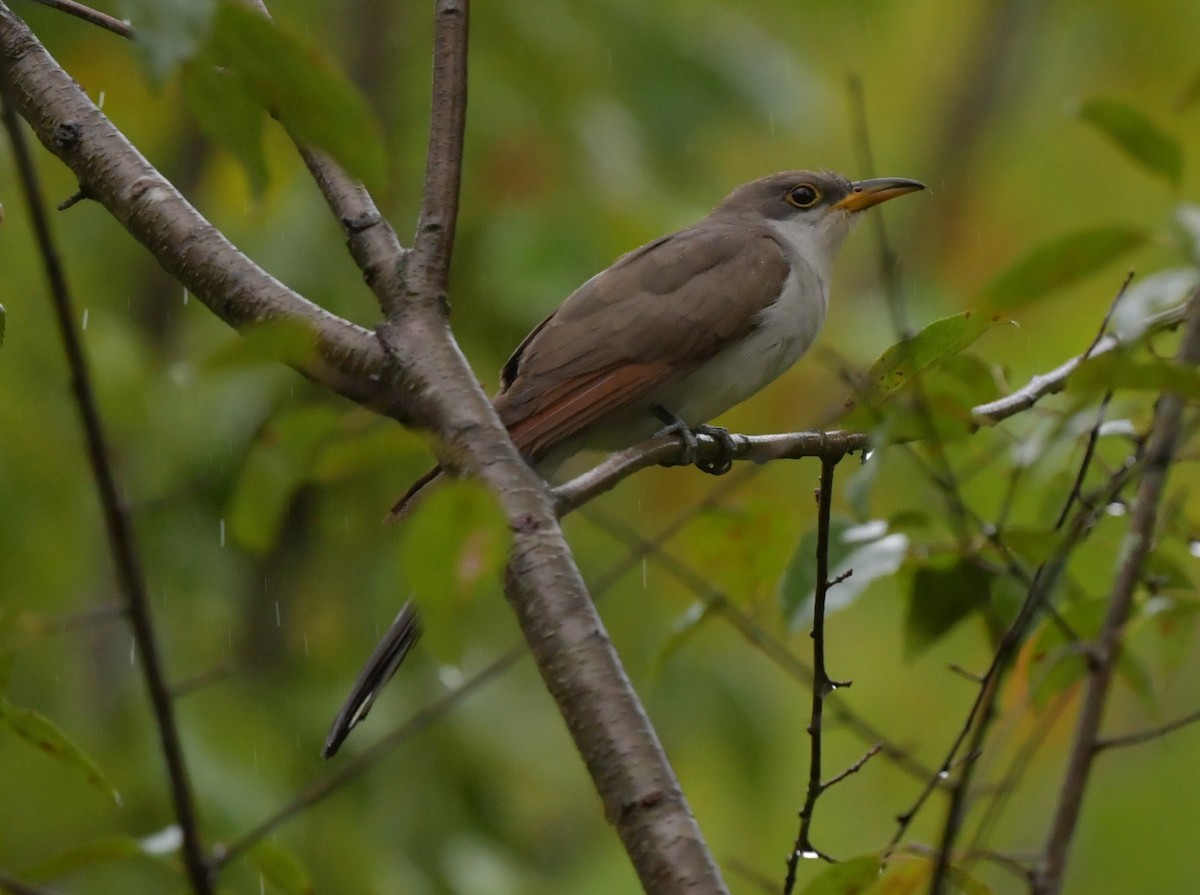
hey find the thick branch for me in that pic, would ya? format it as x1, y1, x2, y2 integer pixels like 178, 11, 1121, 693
0, 4, 403, 415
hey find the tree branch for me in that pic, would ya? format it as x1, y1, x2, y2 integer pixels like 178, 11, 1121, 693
971, 300, 1191, 427
26, 0, 132, 38
1032, 290, 1200, 895
0, 4, 399, 415
0, 87, 211, 895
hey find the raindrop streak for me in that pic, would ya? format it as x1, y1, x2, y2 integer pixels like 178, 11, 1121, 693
182, 287, 189, 305
642, 557, 648, 589
275, 600, 281, 627
1189, 540, 1200, 558
129, 638, 137, 665
81, 308, 89, 330
219, 518, 226, 546
97, 90, 106, 109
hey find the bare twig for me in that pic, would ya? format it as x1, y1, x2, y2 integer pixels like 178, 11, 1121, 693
972, 301, 1192, 427
1033, 291, 1200, 895
554, 430, 869, 516
1094, 706, 1200, 751
584, 505, 934, 782
0, 89, 212, 895
892, 451, 1140, 884
846, 73, 909, 336
26, 0, 132, 38
784, 456, 844, 891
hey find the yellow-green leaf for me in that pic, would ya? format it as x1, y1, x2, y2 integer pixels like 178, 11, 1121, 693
856, 311, 1004, 407
206, 1, 386, 190
250, 841, 315, 895
801, 855, 881, 895
1079, 99, 1183, 186
0, 698, 119, 804
984, 227, 1146, 309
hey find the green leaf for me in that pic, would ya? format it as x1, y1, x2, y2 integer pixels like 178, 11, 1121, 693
779, 518, 908, 628
984, 227, 1147, 310
856, 312, 1005, 407
861, 857, 931, 894
227, 405, 343, 553
1029, 600, 1107, 709
1079, 99, 1183, 186
249, 841, 315, 895
0, 697, 119, 804
205, 1, 386, 190
904, 559, 994, 659
800, 855, 881, 895
182, 55, 269, 194
1146, 594, 1200, 669
119, 0, 215, 83
203, 318, 320, 371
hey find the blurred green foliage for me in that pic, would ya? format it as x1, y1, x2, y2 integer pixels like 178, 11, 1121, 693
3, 1, 1200, 893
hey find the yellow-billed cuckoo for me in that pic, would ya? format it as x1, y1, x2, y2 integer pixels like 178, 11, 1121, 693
324, 170, 923, 757
390, 169, 924, 518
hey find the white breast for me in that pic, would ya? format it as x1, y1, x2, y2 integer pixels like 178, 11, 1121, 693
656, 256, 828, 426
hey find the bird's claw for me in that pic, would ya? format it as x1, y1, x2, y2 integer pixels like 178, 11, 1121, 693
694, 424, 736, 476
650, 406, 736, 474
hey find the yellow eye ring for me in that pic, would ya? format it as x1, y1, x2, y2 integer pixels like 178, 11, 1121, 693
785, 183, 821, 209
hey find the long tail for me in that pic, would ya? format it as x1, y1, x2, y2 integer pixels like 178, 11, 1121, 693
384, 464, 443, 524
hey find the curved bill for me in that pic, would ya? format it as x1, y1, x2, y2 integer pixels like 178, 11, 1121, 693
834, 177, 926, 212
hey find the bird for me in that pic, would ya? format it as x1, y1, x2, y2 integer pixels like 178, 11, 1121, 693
326, 170, 925, 756
389, 169, 924, 520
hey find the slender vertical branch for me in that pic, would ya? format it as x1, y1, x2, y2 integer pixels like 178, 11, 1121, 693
0, 94, 212, 894
783, 455, 845, 893
405, 0, 469, 309
1032, 291, 1200, 895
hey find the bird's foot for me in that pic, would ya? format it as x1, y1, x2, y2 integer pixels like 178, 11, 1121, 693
693, 424, 736, 476
650, 406, 736, 475
651, 404, 699, 466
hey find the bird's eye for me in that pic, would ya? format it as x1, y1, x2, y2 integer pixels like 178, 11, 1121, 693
786, 184, 821, 209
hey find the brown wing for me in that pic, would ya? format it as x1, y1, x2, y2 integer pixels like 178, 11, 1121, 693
494, 222, 790, 461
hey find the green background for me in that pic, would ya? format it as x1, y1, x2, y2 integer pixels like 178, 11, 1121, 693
2, 0, 1199, 892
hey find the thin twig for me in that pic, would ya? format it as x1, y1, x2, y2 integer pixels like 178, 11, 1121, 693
554, 430, 869, 516
892, 452, 1140, 879
846, 73, 908, 336
1094, 706, 1200, 751
972, 301, 1192, 427
584, 506, 933, 782
1033, 290, 1200, 895
0, 90, 212, 894
783, 456, 842, 892
25, 0, 132, 38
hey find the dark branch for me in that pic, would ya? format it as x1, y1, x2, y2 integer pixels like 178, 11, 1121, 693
26, 0, 132, 38
0, 87, 212, 895
784, 455, 844, 891
1033, 290, 1200, 895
